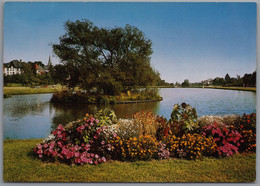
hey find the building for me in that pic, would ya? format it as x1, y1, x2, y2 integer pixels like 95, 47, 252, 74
3, 60, 23, 75
35, 64, 49, 75
4, 58, 51, 76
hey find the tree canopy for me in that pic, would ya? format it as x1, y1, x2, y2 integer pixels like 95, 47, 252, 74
52, 19, 160, 95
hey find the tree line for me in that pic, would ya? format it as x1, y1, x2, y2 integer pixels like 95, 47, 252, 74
177, 71, 256, 88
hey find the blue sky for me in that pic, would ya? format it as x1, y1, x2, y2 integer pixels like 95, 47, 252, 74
4, 2, 256, 83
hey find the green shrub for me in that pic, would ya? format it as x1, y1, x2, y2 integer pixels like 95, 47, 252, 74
165, 103, 198, 137
94, 108, 117, 126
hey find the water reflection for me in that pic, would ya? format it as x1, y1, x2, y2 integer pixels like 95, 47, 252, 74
49, 101, 160, 130
4, 94, 50, 119
3, 88, 256, 139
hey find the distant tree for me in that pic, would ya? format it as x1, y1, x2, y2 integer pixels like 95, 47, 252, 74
34, 61, 44, 68
235, 75, 243, 87
175, 82, 181, 87
182, 79, 190, 87
225, 73, 231, 85
213, 77, 225, 86
243, 71, 256, 87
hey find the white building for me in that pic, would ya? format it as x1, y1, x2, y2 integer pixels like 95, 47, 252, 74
3, 60, 23, 75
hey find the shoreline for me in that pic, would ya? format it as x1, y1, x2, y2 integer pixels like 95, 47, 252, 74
3, 86, 256, 97
202, 86, 256, 92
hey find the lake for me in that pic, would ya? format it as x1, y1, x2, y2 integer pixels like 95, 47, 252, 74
3, 88, 256, 139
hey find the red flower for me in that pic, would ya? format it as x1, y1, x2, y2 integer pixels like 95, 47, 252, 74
240, 125, 244, 128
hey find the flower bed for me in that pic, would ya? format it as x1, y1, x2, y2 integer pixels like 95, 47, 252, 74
34, 103, 256, 165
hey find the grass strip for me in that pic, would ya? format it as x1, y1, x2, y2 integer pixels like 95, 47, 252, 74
3, 86, 63, 96
203, 86, 256, 92
3, 139, 256, 183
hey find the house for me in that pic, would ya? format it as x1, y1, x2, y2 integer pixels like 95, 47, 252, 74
4, 58, 51, 76
35, 64, 49, 75
3, 60, 23, 75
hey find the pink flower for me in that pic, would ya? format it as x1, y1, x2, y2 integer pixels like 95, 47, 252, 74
58, 141, 63, 148
94, 161, 98, 165
94, 135, 98, 139
95, 154, 99, 159
102, 157, 106, 162
101, 141, 105, 145
91, 153, 94, 157
37, 150, 43, 154
62, 149, 69, 155
90, 117, 95, 123
113, 133, 117, 138
81, 156, 88, 163
37, 144, 42, 149
57, 124, 65, 131
75, 158, 81, 164
52, 151, 58, 157
43, 143, 48, 148
39, 155, 43, 158
214, 138, 220, 142
50, 141, 55, 148
95, 119, 99, 124
75, 152, 80, 158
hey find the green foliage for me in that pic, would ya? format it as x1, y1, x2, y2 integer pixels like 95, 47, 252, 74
94, 108, 117, 126
170, 103, 198, 135
181, 79, 190, 87
52, 19, 160, 95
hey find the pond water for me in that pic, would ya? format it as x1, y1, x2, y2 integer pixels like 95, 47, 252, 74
3, 88, 256, 139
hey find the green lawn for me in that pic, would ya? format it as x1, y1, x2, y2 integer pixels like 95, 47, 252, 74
3, 85, 64, 96
203, 86, 256, 92
3, 139, 256, 182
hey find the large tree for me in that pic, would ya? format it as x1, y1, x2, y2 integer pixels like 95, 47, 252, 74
52, 19, 160, 95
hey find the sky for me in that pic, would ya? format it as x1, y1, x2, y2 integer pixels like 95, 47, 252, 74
4, 2, 256, 83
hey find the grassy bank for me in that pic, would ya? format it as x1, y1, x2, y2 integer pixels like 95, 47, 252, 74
3, 85, 64, 97
3, 139, 256, 182
203, 86, 256, 92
